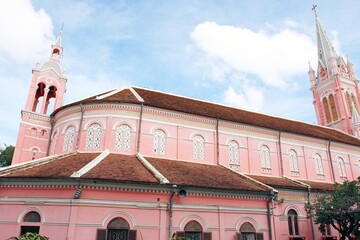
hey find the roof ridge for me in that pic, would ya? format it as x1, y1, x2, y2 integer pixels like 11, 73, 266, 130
136, 153, 169, 184
71, 150, 110, 178
284, 176, 311, 189
95, 85, 144, 102
219, 164, 277, 193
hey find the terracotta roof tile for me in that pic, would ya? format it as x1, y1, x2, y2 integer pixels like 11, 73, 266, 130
146, 157, 269, 192
5, 153, 99, 178
82, 154, 159, 183
246, 175, 308, 190
300, 180, 334, 191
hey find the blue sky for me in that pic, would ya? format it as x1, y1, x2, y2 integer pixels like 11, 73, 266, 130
1, 0, 360, 146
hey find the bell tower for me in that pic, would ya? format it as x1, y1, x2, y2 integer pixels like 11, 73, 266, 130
12, 30, 68, 164
309, 10, 360, 137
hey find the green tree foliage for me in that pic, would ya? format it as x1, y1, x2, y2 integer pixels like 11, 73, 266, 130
0, 144, 15, 167
306, 178, 360, 240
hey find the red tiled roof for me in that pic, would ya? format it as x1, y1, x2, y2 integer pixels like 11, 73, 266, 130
53, 86, 360, 147
146, 157, 269, 192
4, 153, 98, 178
300, 180, 334, 191
82, 154, 158, 183
246, 175, 308, 190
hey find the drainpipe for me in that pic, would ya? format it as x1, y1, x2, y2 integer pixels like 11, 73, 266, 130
307, 187, 315, 240
169, 185, 177, 238
75, 103, 84, 151
327, 140, 336, 183
278, 130, 284, 177
216, 117, 220, 165
137, 103, 144, 153
46, 115, 54, 156
267, 191, 274, 240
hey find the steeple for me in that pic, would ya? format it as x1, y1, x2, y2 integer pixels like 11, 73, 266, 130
315, 15, 338, 71
12, 28, 68, 164
309, 7, 360, 138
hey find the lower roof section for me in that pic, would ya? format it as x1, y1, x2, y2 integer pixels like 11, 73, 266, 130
0, 151, 335, 193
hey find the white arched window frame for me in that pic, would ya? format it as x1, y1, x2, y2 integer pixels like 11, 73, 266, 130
115, 124, 132, 151
337, 158, 347, 178
314, 154, 324, 175
153, 129, 166, 155
63, 126, 76, 152
86, 123, 102, 149
193, 135, 205, 160
50, 132, 58, 155
260, 145, 271, 173
289, 149, 299, 175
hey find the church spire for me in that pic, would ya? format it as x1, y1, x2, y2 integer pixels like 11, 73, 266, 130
49, 27, 64, 64
315, 13, 338, 71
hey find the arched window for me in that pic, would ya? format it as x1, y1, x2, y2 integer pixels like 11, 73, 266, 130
115, 125, 131, 151
50, 132, 58, 155
236, 222, 264, 240
176, 220, 212, 240
21, 211, 41, 235
86, 123, 102, 149
351, 93, 359, 113
322, 97, 331, 124
31, 128, 37, 136
346, 92, 352, 114
289, 149, 299, 174
193, 135, 205, 160
314, 154, 324, 175
288, 209, 299, 236
328, 94, 338, 121
63, 126, 76, 152
337, 158, 346, 178
229, 141, 239, 164
32, 82, 46, 113
153, 129, 166, 155
31, 148, 39, 160
40, 129, 47, 136
260, 145, 271, 173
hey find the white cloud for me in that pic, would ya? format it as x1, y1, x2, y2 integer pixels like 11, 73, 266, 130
191, 21, 317, 88
0, 0, 53, 61
223, 84, 264, 111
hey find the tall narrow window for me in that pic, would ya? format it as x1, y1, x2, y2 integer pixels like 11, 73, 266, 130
346, 92, 352, 114
322, 97, 331, 123
337, 158, 346, 178
289, 149, 299, 175
329, 94, 338, 121
193, 135, 205, 160
153, 129, 166, 155
63, 126, 75, 152
288, 209, 299, 236
86, 123, 102, 149
314, 154, 324, 175
351, 93, 359, 113
115, 125, 131, 150
229, 141, 239, 164
260, 145, 271, 173
21, 211, 41, 235
50, 132, 58, 155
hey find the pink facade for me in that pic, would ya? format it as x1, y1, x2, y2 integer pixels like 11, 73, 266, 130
1, 14, 360, 240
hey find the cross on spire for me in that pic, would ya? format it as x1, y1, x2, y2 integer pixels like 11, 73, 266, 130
312, 4, 317, 16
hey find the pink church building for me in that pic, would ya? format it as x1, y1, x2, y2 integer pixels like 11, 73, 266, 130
0, 13, 360, 240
